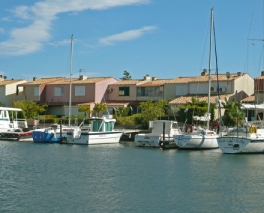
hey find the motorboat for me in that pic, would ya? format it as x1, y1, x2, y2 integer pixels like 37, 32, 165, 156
32, 124, 79, 143
134, 120, 180, 148
64, 115, 123, 145
0, 107, 32, 141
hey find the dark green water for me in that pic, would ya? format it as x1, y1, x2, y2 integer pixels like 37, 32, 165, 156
1, 141, 264, 213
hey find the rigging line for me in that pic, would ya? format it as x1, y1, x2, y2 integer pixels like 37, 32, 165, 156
248, 0, 258, 40
244, 0, 258, 74
73, 38, 83, 76
255, 44, 264, 104
62, 37, 73, 106
213, 9, 224, 127
213, 16, 220, 108
196, 13, 211, 96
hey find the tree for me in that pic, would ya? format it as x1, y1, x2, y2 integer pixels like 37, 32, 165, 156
139, 100, 167, 128
168, 105, 180, 119
221, 99, 244, 126
120, 70, 132, 80
93, 103, 107, 117
13, 100, 47, 119
78, 104, 91, 117
177, 97, 215, 124
114, 106, 130, 117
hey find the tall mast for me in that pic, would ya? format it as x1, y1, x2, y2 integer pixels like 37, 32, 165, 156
69, 35, 74, 126
207, 8, 213, 129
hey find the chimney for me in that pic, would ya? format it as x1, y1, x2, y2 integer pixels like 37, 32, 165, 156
33, 77, 38, 81
152, 77, 158, 81
79, 75, 87, 80
261, 71, 264, 76
144, 74, 151, 81
201, 69, 207, 76
237, 72, 242, 76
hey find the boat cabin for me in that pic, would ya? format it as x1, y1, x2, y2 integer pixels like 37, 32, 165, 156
87, 115, 116, 132
0, 107, 28, 130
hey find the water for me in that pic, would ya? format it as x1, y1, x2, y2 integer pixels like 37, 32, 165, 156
1, 141, 264, 213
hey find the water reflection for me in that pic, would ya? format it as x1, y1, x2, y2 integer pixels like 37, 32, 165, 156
1, 140, 264, 212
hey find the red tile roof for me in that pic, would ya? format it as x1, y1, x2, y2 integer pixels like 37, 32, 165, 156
169, 94, 233, 105
19, 77, 65, 85
0, 79, 26, 86
240, 95, 255, 103
47, 77, 112, 85
138, 79, 172, 87
167, 73, 247, 84
110, 80, 150, 85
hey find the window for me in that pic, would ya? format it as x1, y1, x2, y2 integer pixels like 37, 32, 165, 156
105, 121, 114, 131
34, 86, 40, 96
137, 86, 163, 96
92, 120, 103, 132
54, 87, 64, 96
176, 85, 188, 96
119, 87, 130, 96
75, 86, 85, 96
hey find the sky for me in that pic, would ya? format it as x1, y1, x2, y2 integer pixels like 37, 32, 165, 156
0, 0, 264, 81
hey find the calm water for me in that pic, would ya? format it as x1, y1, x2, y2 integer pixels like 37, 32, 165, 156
1, 141, 264, 213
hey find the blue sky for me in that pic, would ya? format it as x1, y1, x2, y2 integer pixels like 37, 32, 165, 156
0, 0, 263, 81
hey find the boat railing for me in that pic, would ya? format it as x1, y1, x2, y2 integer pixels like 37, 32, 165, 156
12, 119, 28, 128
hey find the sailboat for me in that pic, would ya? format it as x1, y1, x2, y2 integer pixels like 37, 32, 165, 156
173, 8, 219, 149
217, 102, 264, 154
216, 2, 264, 153
32, 35, 79, 143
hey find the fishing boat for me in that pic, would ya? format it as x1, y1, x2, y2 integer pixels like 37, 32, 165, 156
173, 9, 219, 149
0, 107, 33, 141
134, 120, 180, 148
217, 104, 264, 153
64, 115, 123, 145
32, 35, 78, 143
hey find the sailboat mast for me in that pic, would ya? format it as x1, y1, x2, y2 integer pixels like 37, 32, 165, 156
69, 35, 74, 126
207, 8, 213, 129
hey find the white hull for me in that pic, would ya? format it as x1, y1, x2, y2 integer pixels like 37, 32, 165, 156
134, 134, 177, 148
134, 120, 180, 148
217, 137, 264, 153
174, 133, 219, 149
66, 131, 123, 145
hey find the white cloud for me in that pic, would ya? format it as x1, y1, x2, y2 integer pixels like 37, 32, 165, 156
99, 26, 157, 45
48, 39, 71, 47
1, 17, 12, 22
0, 28, 4, 34
0, 0, 150, 56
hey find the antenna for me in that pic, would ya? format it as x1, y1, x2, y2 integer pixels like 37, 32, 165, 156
79, 69, 86, 77
226, 72, 231, 79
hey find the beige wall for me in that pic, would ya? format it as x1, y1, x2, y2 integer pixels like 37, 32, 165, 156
0, 86, 6, 106
233, 74, 254, 101
108, 85, 137, 101
4, 80, 27, 107
24, 85, 41, 102
164, 84, 177, 99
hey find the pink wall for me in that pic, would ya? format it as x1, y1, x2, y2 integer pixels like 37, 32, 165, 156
44, 78, 118, 105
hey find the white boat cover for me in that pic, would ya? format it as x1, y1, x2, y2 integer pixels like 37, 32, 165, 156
193, 113, 211, 121
240, 104, 264, 110
0, 107, 22, 111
